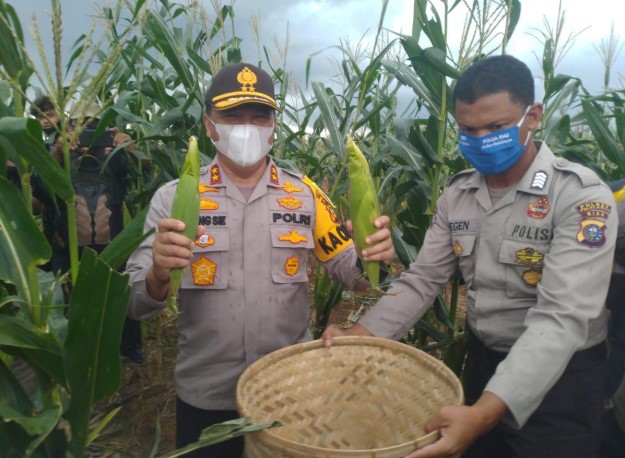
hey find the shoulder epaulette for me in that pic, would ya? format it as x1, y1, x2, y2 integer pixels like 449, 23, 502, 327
447, 168, 476, 186
552, 158, 602, 188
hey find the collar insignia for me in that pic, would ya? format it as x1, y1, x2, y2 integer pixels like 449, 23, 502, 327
270, 164, 279, 185
278, 230, 308, 244
210, 164, 222, 184
531, 171, 547, 189
191, 256, 217, 285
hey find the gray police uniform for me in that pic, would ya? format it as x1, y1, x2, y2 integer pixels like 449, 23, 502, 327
126, 157, 362, 410
360, 142, 616, 428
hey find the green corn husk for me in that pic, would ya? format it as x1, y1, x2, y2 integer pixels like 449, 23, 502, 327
347, 135, 380, 289
167, 136, 201, 313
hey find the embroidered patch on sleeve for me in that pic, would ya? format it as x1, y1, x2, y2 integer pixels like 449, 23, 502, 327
576, 219, 607, 247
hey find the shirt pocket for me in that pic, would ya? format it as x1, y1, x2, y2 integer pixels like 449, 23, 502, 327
451, 233, 477, 285
499, 238, 549, 298
270, 226, 313, 283
181, 229, 229, 290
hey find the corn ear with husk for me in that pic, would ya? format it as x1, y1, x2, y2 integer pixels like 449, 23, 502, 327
167, 136, 201, 313
347, 135, 380, 289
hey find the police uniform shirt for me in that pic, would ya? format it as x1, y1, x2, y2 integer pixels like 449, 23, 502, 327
125, 157, 362, 410
359, 142, 616, 428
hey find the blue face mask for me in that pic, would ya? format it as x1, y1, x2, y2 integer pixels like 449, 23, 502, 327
457, 108, 531, 175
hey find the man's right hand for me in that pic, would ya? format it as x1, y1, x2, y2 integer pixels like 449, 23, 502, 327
321, 323, 373, 347
146, 218, 203, 301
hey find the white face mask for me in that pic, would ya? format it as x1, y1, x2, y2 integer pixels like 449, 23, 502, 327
210, 121, 274, 167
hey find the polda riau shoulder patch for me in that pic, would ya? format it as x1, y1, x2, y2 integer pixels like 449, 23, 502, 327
575, 201, 611, 247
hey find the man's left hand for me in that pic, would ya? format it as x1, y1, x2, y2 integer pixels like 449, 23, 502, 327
346, 215, 394, 263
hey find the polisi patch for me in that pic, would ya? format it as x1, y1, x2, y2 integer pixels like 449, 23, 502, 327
191, 256, 217, 285
577, 202, 611, 219
527, 197, 550, 219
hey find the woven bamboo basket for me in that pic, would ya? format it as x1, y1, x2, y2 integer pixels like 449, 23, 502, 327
236, 336, 464, 458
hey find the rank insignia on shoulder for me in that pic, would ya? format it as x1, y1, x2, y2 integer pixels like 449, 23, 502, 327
522, 268, 542, 286
270, 164, 279, 185
195, 234, 215, 248
191, 256, 217, 285
199, 184, 219, 193
577, 201, 611, 219
531, 171, 548, 189
527, 197, 550, 219
277, 197, 303, 210
453, 240, 463, 256
515, 247, 544, 266
210, 165, 222, 184
284, 255, 299, 276
200, 197, 219, 210
283, 181, 303, 193
278, 230, 308, 244
577, 219, 606, 247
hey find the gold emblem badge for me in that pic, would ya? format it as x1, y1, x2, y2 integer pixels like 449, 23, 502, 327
237, 66, 258, 92
195, 234, 215, 248
576, 219, 606, 247
283, 181, 303, 193
200, 197, 219, 210
277, 197, 303, 210
453, 240, 463, 256
210, 165, 222, 184
199, 184, 219, 193
284, 256, 299, 276
278, 230, 308, 244
522, 268, 542, 286
270, 165, 279, 185
515, 247, 544, 266
527, 198, 550, 219
191, 256, 217, 285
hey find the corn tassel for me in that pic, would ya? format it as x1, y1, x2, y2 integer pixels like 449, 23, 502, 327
167, 136, 201, 313
347, 135, 380, 289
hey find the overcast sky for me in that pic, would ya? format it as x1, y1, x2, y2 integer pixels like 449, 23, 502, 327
11, 0, 625, 102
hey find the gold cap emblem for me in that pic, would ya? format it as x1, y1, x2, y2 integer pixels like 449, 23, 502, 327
237, 67, 258, 92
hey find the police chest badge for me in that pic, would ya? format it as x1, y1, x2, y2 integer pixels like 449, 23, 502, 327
283, 181, 303, 193
278, 230, 308, 244
522, 268, 542, 286
195, 234, 215, 248
277, 197, 303, 210
527, 197, 550, 219
191, 256, 217, 285
284, 256, 299, 276
453, 240, 463, 256
200, 197, 219, 210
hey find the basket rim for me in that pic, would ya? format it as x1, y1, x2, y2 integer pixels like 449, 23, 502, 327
236, 335, 464, 454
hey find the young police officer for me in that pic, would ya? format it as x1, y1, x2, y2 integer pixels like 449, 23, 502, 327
125, 63, 394, 457
323, 55, 616, 458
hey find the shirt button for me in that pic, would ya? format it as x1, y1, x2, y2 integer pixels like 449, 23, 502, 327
557, 159, 568, 167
